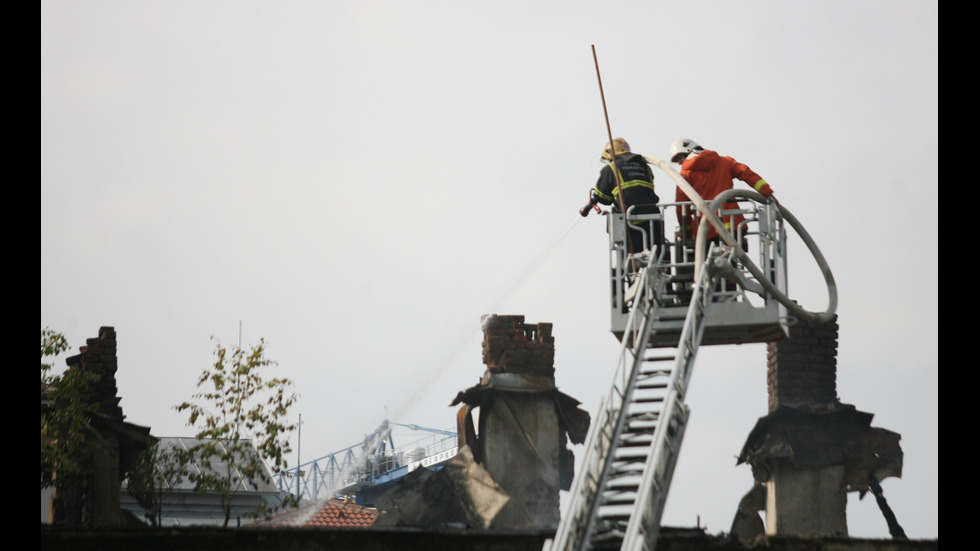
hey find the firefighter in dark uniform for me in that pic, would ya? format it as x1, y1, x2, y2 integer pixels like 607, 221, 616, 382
580, 138, 664, 256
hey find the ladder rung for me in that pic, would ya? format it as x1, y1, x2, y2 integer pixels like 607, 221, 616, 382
601, 494, 638, 506
609, 469, 642, 481
630, 396, 664, 404
626, 419, 657, 434
596, 510, 632, 521
604, 478, 640, 490
624, 427, 656, 437
625, 423, 658, 434
657, 312, 688, 321
601, 485, 639, 497
638, 370, 672, 380
628, 424, 659, 436
611, 460, 646, 473
615, 448, 650, 459
607, 471, 643, 483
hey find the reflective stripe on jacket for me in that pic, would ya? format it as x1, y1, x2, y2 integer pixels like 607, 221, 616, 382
593, 153, 658, 210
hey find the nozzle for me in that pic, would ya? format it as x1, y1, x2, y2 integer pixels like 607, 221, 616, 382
580, 197, 598, 217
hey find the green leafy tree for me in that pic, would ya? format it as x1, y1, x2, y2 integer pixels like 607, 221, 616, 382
41, 327, 97, 490
174, 338, 298, 526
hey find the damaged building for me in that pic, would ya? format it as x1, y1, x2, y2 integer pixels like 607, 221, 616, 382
40, 320, 935, 551
372, 314, 590, 530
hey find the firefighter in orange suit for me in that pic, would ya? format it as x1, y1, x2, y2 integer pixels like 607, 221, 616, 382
669, 138, 774, 245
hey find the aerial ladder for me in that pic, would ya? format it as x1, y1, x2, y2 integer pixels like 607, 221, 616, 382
545, 155, 836, 551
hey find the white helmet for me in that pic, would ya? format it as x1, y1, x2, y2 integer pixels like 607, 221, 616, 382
669, 138, 703, 163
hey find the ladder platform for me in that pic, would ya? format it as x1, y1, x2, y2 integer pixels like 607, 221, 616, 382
614, 300, 787, 348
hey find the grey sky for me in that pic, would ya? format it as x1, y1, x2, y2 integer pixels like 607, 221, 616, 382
41, 0, 938, 538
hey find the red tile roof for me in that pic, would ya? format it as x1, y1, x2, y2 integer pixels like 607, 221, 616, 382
257, 499, 379, 528
304, 500, 379, 528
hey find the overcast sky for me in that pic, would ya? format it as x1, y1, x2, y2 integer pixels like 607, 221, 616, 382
41, 0, 937, 539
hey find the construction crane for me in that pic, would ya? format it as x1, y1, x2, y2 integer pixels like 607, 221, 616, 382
545, 155, 836, 551
275, 419, 458, 505
391, 423, 457, 437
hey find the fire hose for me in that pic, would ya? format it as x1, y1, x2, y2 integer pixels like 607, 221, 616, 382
643, 154, 837, 324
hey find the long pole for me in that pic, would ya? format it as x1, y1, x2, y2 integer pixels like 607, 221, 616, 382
591, 45, 629, 217
592, 45, 636, 267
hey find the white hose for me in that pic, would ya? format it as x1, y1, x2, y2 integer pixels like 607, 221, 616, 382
642, 154, 837, 324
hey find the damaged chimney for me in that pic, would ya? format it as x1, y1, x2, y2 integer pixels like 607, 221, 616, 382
762, 316, 848, 536
453, 315, 589, 530
738, 315, 904, 539
374, 316, 589, 531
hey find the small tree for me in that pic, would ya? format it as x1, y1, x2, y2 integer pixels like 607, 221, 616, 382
41, 327, 96, 490
126, 439, 187, 527
174, 338, 298, 526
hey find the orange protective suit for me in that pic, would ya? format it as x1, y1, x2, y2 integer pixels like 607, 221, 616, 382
674, 150, 773, 241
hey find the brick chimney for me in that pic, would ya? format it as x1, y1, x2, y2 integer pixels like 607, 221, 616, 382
65, 326, 125, 420
481, 314, 555, 378
766, 315, 840, 412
